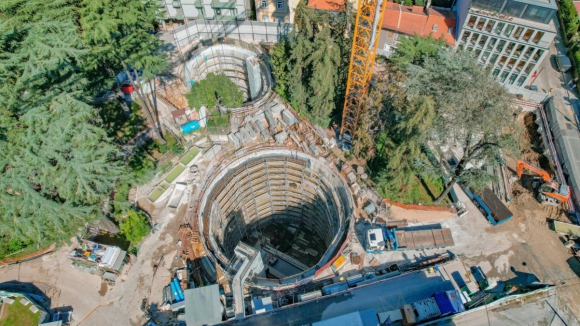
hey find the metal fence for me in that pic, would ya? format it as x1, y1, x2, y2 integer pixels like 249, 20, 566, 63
172, 19, 293, 49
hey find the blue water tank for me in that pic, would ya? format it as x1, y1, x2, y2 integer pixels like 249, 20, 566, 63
180, 120, 200, 134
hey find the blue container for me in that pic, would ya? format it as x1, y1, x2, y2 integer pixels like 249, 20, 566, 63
180, 120, 200, 134
169, 281, 180, 303
173, 278, 185, 301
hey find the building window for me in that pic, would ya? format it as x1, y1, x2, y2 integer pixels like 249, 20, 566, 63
387, 31, 394, 37
503, 1, 526, 17
522, 5, 554, 24
481, 51, 491, 62
523, 29, 534, 42
461, 31, 470, 43
499, 71, 509, 83
513, 27, 524, 39
472, 0, 504, 11
517, 76, 526, 86
503, 24, 514, 37
384, 43, 391, 52
476, 18, 485, 30
261, 0, 267, 8
262, 15, 269, 22
448, 27, 454, 34
277, 16, 284, 22
433, 24, 438, 31
490, 53, 499, 64
487, 38, 497, 50
467, 16, 476, 28
496, 40, 506, 53
495, 22, 505, 34
276, 1, 284, 9
532, 31, 544, 44
485, 20, 495, 32
533, 49, 544, 61
508, 74, 518, 85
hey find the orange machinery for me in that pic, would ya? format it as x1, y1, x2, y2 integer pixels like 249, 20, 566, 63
516, 159, 570, 206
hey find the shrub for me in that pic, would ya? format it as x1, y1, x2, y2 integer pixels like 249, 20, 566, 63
119, 210, 151, 246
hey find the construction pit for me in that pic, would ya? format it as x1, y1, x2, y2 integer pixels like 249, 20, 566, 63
197, 148, 354, 290
183, 39, 273, 106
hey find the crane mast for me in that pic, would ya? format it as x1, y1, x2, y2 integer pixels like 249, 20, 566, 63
340, 0, 388, 142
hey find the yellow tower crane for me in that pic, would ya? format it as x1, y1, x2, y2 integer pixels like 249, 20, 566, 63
340, 0, 388, 142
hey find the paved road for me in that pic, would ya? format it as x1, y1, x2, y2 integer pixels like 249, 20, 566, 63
234, 263, 460, 326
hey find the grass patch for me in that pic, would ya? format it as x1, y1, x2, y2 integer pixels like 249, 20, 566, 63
0, 300, 41, 326
180, 147, 200, 165
148, 187, 165, 202
385, 176, 448, 206
164, 164, 186, 183
159, 181, 170, 190
206, 116, 229, 127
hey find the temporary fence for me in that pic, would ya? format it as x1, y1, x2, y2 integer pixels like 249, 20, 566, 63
172, 19, 293, 49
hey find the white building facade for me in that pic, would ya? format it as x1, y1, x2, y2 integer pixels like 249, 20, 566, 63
456, 0, 557, 92
160, 0, 250, 21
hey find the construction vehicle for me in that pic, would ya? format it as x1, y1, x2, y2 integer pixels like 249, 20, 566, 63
365, 227, 454, 253
340, 0, 388, 142
516, 159, 570, 206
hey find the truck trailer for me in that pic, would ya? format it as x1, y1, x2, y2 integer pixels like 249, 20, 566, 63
366, 227, 454, 253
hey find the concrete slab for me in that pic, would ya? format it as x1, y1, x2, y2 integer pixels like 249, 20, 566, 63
29, 305, 39, 313
2, 298, 14, 304
20, 298, 29, 306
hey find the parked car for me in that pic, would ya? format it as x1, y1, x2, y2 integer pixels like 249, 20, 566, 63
554, 54, 572, 72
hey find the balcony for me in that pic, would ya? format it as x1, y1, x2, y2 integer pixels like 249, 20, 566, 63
173, 0, 181, 8
214, 14, 238, 20
195, 0, 203, 7
211, 0, 236, 9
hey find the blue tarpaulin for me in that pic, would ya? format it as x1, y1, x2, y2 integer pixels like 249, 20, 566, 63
433, 290, 466, 315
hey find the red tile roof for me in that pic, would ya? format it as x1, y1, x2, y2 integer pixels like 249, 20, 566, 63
307, 0, 346, 11
307, 0, 456, 45
383, 3, 456, 45
574, 1, 580, 15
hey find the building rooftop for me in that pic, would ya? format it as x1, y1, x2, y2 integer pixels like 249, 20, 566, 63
383, 3, 456, 45
307, 0, 345, 11
183, 285, 223, 326
574, 1, 580, 15
236, 259, 474, 325
312, 309, 380, 326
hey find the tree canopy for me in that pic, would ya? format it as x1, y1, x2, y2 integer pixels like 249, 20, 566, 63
270, 1, 352, 126
0, 0, 163, 256
359, 41, 517, 204
405, 49, 518, 202
185, 73, 244, 109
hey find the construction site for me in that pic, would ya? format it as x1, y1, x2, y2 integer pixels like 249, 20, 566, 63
135, 9, 580, 325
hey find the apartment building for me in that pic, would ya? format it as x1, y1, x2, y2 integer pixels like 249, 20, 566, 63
378, 2, 457, 57
256, 0, 297, 23
455, 0, 557, 91
160, 0, 250, 21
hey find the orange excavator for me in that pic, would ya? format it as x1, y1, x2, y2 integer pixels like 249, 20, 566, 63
516, 159, 570, 206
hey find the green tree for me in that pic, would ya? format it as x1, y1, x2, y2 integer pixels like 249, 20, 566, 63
80, 0, 168, 144
269, 1, 352, 126
0, 0, 122, 252
185, 73, 244, 109
119, 209, 151, 245
405, 49, 518, 203
389, 34, 445, 66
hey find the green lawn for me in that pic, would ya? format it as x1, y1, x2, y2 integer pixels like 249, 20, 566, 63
180, 147, 200, 165
0, 300, 41, 326
164, 164, 186, 183
159, 181, 170, 190
147, 187, 165, 202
